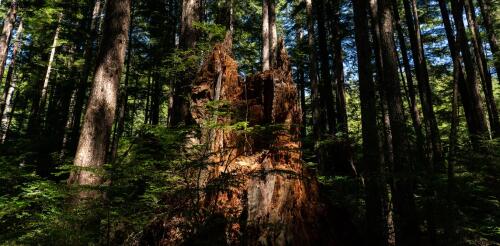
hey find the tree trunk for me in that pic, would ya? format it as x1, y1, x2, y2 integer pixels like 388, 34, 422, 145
306, 0, 320, 143
39, 14, 63, 120
0, 0, 16, 90
70, 0, 103, 153
68, 0, 131, 194
317, 0, 336, 134
463, 0, 500, 137
0, 19, 22, 122
402, 0, 444, 170
477, 0, 500, 82
375, 0, 420, 244
353, 0, 389, 244
269, 0, 277, 68
330, 0, 356, 176
450, 0, 489, 143
110, 10, 134, 162
169, 0, 200, 126
27, 14, 62, 137
391, 0, 427, 168
262, 0, 270, 71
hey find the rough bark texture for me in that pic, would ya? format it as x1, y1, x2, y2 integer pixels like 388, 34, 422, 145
68, 0, 130, 190
141, 35, 332, 246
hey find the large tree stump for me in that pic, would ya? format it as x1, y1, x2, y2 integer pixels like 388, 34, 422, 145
142, 34, 330, 245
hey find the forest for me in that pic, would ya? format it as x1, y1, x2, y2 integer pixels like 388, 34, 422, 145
0, 0, 499, 245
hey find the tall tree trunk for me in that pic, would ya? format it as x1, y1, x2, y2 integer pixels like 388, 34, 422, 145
295, 26, 307, 138
391, 0, 427, 168
403, 0, 444, 170
369, 0, 395, 169
306, 0, 320, 142
463, 0, 500, 137
110, 9, 134, 162
317, 0, 336, 134
27, 14, 62, 136
353, 0, 389, 244
477, 0, 500, 81
1, 91, 17, 143
438, 0, 483, 146
330, 0, 356, 176
0, 19, 22, 121
70, 0, 103, 153
0, 0, 16, 89
269, 0, 277, 68
169, 0, 200, 126
262, 0, 270, 71
39, 14, 63, 120
68, 0, 131, 194
375, 0, 420, 244
450, 0, 489, 143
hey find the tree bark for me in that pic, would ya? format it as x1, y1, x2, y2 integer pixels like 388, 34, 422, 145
68, 0, 131, 193
450, 0, 489, 143
402, 0, 444, 170
0, 0, 16, 90
169, 0, 200, 126
0, 19, 22, 122
375, 0, 420, 244
306, 0, 320, 143
463, 0, 500, 137
269, 0, 277, 68
353, 0, 389, 244
262, 0, 270, 71
391, 0, 427, 168
70, 0, 103, 153
477, 0, 500, 82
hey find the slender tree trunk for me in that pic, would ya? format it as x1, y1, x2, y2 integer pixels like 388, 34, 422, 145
68, 0, 131, 193
463, 0, 500, 137
295, 26, 307, 138
0, 0, 16, 90
1, 91, 17, 143
70, 0, 103, 153
391, 0, 427, 167
375, 0, 420, 244
39, 14, 63, 119
317, 0, 336, 134
306, 0, 320, 142
0, 19, 22, 121
438, 0, 483, 146
353, 0, 389, 244
262, 0, 270, 71
169, 0, 200, 126
450, 0, 489, 143
403, 0, 444, 170
269, 0, 277, 68
369, 0, 395, 169
27, 14, 62, 136
477, 0, 500, 82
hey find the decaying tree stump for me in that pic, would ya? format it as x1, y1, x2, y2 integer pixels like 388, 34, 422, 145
142, 34, 331, 245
